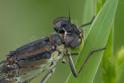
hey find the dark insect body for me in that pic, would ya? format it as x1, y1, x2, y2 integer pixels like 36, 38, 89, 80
0, 16, 105, 83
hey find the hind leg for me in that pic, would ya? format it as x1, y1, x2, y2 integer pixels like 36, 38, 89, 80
40, 67, 56, 83
67, 47, 106, 77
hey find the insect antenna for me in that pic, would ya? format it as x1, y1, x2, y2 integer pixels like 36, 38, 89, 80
67, 7, 71, 23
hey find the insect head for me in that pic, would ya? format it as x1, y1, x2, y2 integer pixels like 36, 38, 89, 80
53, 17, 83, 48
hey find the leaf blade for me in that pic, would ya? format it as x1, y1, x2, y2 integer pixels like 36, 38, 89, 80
66, 0, 118, 83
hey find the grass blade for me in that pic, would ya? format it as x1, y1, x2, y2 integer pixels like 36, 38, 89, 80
66, 0, 118, 83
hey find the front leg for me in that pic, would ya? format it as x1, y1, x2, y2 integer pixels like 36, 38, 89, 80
79, 16, 95, 28
67, 47, 106, 77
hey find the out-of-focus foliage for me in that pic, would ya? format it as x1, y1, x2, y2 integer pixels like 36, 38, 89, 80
116, 48, 124, 83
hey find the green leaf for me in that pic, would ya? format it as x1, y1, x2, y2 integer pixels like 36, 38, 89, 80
94, 31, 116, 83
81, 0, 96, 39
66, 0, 118, 83
93, 25, 116, 83
96, 0, 106, 13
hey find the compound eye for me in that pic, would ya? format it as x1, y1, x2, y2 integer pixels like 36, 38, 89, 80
55, 21, 62, 28
61, 23, 67, 27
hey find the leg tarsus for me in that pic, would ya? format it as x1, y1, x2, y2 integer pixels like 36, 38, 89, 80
79, 16, 95, 28
67, 55, 78, 77
67, 47, 106, 77
78, 47, 106, 73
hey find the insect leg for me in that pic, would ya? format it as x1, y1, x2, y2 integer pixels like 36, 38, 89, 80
61, 53, 78, 64
79, 16, 95, 28
67, 47, 106, 77
40, 68, 56, 83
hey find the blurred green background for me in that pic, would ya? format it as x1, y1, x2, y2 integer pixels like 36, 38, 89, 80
0, 0, 123, 83
114, 0, 124, 53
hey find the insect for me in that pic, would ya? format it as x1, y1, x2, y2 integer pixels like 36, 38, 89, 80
0, 15, 105, 83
